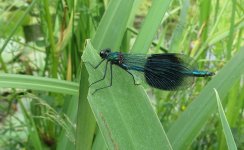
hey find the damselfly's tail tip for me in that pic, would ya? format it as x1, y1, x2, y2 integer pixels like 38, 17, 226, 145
192, 70, 215, 77
209, 72, 215, 76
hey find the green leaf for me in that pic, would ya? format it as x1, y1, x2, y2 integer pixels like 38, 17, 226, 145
92, 130, 108, 150
199, 0, 211, 41
214, 88, 237, 150
167, 46, 244, 149
57, 95, 78, 150
82, 40, 172, 149
0, 73, 78, 95
76, 67, 96, 150
92, 0, 135, 51
19, 100, 42, 150
169, 0, 190, 52
77, 0, 137, 149
131, 0, 172, 53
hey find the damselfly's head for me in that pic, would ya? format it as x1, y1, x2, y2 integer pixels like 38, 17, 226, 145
100, 48, 111, 59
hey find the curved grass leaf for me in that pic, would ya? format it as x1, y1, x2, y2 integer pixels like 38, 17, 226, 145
131, 0, 172, 53
167, 46, 244, 149
214, 88, 237, 150
169, 0, 190, 52
76, 66, 96, 150
0, 73, 78, 95
19, 100, 42, 150
92, 0, 134, 51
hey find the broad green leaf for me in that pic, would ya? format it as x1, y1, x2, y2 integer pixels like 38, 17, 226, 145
168, 46, 244, 149
77, 0, 137, 149
82, 40, 172, 150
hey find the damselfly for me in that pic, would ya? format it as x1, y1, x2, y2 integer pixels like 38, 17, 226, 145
88, 48, 214, 94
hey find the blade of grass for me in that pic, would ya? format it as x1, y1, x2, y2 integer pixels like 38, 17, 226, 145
0, 73, 78, 95
76, 67, 96, 150
169, 0, 190, 52
74, 0, 99, 149
226, 0, 237, 59
121, 0, 142, 53
208, 19, 244, 46
214, 88, 237, 150
92, 0, 135, 51
194, 16, 244, 64
19, 99, 42, 150
43, 0, 58, 78
57, 95, 78, 150
219, 81, 243, 150
167, 46, 244, 149
208, 0, 229, 37
131, 0, 172, 53
199, 0, 211, 41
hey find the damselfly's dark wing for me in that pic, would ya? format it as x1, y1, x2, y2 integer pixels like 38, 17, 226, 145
122, 53, 195, 90
144, 54, 195, 90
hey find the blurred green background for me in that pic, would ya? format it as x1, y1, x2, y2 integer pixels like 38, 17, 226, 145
0, 0, 243, 149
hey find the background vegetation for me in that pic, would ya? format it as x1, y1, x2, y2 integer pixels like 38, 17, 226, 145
0, 0, 243, 149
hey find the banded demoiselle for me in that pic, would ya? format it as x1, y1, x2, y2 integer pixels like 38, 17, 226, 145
88, 48, 214, 94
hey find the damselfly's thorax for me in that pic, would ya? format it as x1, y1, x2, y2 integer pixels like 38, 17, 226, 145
100, 49, 124, 65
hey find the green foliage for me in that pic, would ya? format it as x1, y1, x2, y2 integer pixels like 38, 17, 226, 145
215, 89, 237, 150
0, 0, 243, 149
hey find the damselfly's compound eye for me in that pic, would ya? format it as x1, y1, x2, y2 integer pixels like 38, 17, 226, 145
100, 48, 111, 58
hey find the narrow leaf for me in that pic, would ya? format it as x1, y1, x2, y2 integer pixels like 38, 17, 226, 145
131, 0, 172, 53
168, 46, 244, 149
214, 88, 237, 150
0, 73, 78, 95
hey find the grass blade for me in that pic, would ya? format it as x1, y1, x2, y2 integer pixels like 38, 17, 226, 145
92, 0, 134, 51
167, 46, 244, 149
0, 73, 78, 95
19, 100, 42, 150
214, 88, 237, 150
131, 0, 172, 53
76, 67, 96, 150
169, 0, 190, 52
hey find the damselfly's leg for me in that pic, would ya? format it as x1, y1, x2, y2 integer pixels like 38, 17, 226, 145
124, 70, 140, 86
84, 59, 105, 69
89, 61, 109, 87
92, 63, 113, 95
